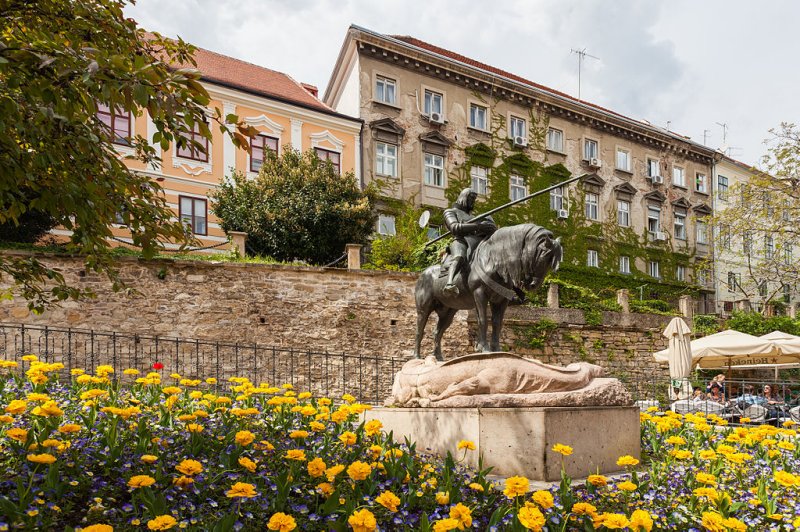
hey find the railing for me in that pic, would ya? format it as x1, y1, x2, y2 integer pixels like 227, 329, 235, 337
0, 323, 405, 405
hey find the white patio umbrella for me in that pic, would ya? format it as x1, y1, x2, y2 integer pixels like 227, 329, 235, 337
757, 331, 800, 378
653, 329, 779, 369
662, 317, 693, 400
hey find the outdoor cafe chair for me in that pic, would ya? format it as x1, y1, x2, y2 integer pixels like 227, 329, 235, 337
741, 404, 768, 424
635, 400, 659, 412
670, 399, 697, 415
790, 406, 800, 422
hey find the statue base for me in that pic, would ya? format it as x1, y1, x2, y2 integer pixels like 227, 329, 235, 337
365, 405, 640, 481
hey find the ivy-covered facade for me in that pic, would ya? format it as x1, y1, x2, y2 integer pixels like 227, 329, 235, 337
325, 25, 718, 309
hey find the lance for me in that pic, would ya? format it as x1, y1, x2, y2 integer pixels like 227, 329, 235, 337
424, 173, 587, 247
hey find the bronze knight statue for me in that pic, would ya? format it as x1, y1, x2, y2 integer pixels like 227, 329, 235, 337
442, 189, 497, 295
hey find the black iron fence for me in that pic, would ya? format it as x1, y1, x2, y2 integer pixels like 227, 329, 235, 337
0, 323, 405, 405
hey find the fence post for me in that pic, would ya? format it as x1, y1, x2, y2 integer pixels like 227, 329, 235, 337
547, 283, 559, 309
346, 244, 363, 270
679, 295, 693, 321
227, 231, 247, 256
616, 289, 630, 313
789, 303, 797, 319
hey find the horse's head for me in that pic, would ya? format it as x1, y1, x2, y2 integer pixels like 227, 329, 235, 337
526, 233, 563, 289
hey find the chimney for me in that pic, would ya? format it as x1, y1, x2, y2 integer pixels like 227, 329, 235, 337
301, 83, 318, 98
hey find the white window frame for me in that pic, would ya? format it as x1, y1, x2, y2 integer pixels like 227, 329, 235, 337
674, 211, 687, 240
546, 128, 563, 152
377, 214, 396, 236
649, 260, 660, 279
672, 166, 685, 187
619, 255, 630, 274
375, 142, 397, 177
423, 153, 444, 187
585, 192, 599, 221
469, 102, 488, 131
647, 205, 661, 234
617, 200, 630, 227
375, 75, 397, 105
647, 158, 660, 178
550, 187, 564, 211
509, 174, 527, 201
509, 115, 527, 140
696, 220, 708, 244
676, 265, 686, 282
583, 138, 598, 160
470, 165, 488, 195
696, 173, 707, 193
615, 148, 631, 172
587, 249, 599, 268
423, 88, 443, 117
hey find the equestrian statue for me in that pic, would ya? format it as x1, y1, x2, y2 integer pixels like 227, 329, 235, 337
414, 182, 576, 361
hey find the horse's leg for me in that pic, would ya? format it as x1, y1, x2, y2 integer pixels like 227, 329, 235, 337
414, 307, 432, 359
432, 307, 457, 361
473, 285, 490, 352
490, 300, 509, 352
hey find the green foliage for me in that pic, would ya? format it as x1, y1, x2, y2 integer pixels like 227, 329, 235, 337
511, 318, 558, 350
212, 150, 377, 265
0, 0, 255, 311
693, 314, 720, 336
629, 299, 676, 316
366, 204, 445, 272
0, 194, 55, 243
725, 310, 800, 336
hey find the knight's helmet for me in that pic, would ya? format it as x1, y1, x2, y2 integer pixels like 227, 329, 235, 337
454, 188, 477, 212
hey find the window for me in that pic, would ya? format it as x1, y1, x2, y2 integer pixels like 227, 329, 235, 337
550, 187, 564, 211
765, 234, 774, 259
176, 119, 209, 162
727, 272, 740, 292
743, 231, 752, 255
783, 284, 791, 303
424, 153, 444, 187
647, 206, 661, 233
250, 134, 278, 173
97, 103, 131, 145
720, 225, 731, 250
672, 166, 685, 187
759, 282, 768, 298
377, 214, 396, 236
470, 166, 488, 195
619, 255, 630, 274
469, 103, 488, 130
315, 148, 341, 174
375, 75, 396, 105
786, 246, 793, 266
649, 261, 660, 279
647, 158, 660, 178
510, 174, 527, 201
583, 139, 598, 160
676, 265, 686, 282
510, 116, 527, 140
674, 211, 687, 240
375, 142, 397, 177
427, 226, 441, 239
585, 193, 599, 221
696, 173, 708, 193
179, 196, 207, 235
697, 268, 708, 286
617, 200, 630, 227
587, 249, 599, 268
696, 220, 708, 244
717, 175, 729, 200
423, 89, 443, 116
616, 148, 631, 172
546, 128, 563, 152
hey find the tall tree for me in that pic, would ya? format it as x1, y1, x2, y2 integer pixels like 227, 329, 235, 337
709, 123, 800, 312
0, 0, 254, 311
213, 149, 376, 265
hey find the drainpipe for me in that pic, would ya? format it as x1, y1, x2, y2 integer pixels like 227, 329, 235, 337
358, 121, 365, 190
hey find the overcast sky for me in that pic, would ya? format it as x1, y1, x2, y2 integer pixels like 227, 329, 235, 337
126, 0, 799, 165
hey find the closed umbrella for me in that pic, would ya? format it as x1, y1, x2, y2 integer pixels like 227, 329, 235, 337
663, 317, 692, 400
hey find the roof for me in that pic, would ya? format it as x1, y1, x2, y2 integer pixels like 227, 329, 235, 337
350, 30, 712, 155
189, 47, 336, 114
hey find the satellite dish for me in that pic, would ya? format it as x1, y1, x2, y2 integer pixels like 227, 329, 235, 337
418, 210, 431, 228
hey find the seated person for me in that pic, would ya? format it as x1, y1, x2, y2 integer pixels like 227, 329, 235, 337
763, 384, 787, 423
706, 374, 726, 396
706, 382, 726, 404
691, 388, 705, 401
737, 384, 766, 409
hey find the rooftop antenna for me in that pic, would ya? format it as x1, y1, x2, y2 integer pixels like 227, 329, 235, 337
666, 120, 671, 131
715, 122, 729, 145
703, 129, 711, 146
570, 48, 600, 100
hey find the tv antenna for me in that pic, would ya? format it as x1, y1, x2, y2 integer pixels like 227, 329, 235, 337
570, 48, 600, 100
715, 122, 729, 145
703, 129, 711, 145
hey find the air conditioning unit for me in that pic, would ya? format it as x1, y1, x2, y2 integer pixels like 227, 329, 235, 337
513, 136, 528, 148
650, 174, 664, 184
589, 157, 602, 168
557, 209, 569, 219
429, 112, 445, 124
655, 231, 667, 241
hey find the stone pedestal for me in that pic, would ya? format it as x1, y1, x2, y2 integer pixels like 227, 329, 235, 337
365, 406, 640, 482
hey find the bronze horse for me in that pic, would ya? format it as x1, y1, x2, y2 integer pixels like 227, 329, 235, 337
414, 224, 562, 360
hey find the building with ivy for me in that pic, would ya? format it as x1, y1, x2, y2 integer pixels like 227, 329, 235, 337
324, 25, 718, 312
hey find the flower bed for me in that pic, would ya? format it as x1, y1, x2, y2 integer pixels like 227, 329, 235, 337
0, 356, 798, 531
